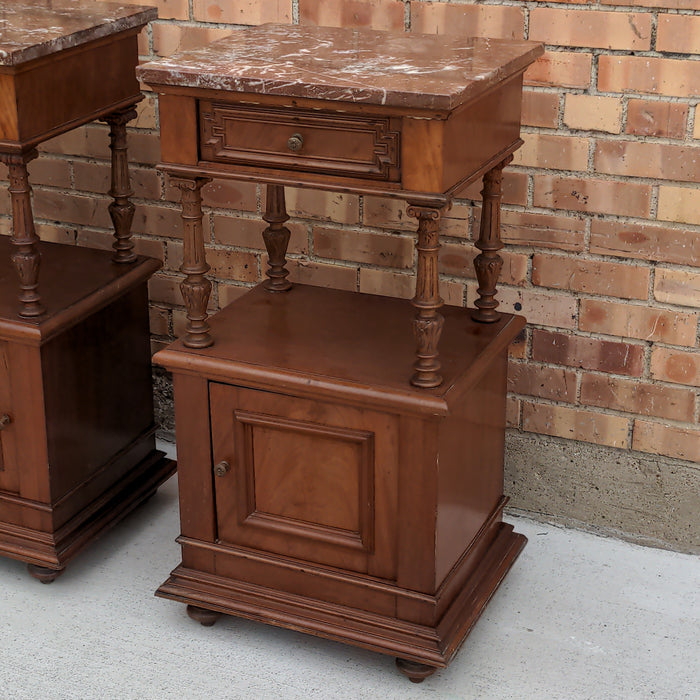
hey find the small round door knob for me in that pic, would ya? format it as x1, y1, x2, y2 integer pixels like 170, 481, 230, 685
0, 414, 12, 431
214, 460, 230, 477
287, 133, 304, 152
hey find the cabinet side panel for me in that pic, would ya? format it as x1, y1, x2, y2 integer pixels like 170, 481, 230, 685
0, 74, 19, 142
0, 340, 20, 493
41, 285, 154, 509
159, 94, 199, 165
435, 350, 508, 586
443, 76, 523, 193
172, 371, 216, 572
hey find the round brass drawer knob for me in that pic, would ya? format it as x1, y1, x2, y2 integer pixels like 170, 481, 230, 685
0, 414, 12, 431
214, 460, 230, 477
287, 133, 304, 152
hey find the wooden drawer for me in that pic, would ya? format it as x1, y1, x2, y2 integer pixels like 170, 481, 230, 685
209, 383, 399, 579
199, 101, 401, 181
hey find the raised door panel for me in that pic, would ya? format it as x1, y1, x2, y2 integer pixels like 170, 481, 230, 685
0, 341, 19, 494
209, 383, 399, 580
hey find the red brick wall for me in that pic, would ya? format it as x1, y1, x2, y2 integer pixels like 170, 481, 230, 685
1, 2, 698, 536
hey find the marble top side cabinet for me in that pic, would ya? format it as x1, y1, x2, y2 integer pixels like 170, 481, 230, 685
138, 25, 544, 681
0, 2, 174, 582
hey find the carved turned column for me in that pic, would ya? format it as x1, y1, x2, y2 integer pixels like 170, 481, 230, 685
472, 155, 512, 323
173, 176, 213, 348
408, 203, 445, 389
1, 150, 45, 317
262, 184, 292, 292
103, 106, 139, 264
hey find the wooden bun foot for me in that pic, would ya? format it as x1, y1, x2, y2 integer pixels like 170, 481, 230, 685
395, 658, 437, 683
186, 604, 221, 627
27, 563, 65, 584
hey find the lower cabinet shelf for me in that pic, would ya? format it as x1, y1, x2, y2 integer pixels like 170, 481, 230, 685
155, 282, 525, 681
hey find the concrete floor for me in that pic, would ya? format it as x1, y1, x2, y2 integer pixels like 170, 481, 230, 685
1, 446, 698, 699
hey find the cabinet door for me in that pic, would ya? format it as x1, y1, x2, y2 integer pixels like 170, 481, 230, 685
0, 341, 19, 494
209, 383, 399, 580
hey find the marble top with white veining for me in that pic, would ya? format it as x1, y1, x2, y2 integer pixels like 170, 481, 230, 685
0, 1, 156, 66
137, 24, 543, 111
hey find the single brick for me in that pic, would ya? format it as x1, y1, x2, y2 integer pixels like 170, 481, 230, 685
41, 124, 111, 159
563, 94, 622, 134
287, 189, 360, 224
532, 329, 644, 376
524, 51, 592, 89
358, 267, 464, 305
26, 157, 72, 188
654, 268, 700, 308
201, 180, 258, 212
522, 90, 560, 128
440, 243, 528, 285
508, 329, 528, 360
73, 161, 162, 199
313, 226, 414, 269
32, 189, 110, 229
580, 299, 697, 346
149, 274, 188, 307
695, 110, 700, 139
626, 99, 688, 139
214, 215, 308, 255
657, 186, 700, 225
482, 287, 577, 329
206, 247, 260, 282
580, 374, 696, 422
598, 56, 700, 98
533, 175, 652, 218
152, 23, 232, 57
530, 8, 652, 51
35, 222, 76, 245
194, 0, 292, 24
522, 401, 630, 449
512, 133, 589, 171
590, 219, 700, 266
411, 2, 525, 39
594, 141, 700, 182
532, 254, 649, 299
602, 0, 700, 8
651, 347, 700, 387
287, 259, 358, 291
501, 210, 586, 252
657, 14, 700, 54
632, 421, 700, 463
459, 171, 529, 207
508, 362, 577, 402
300, 0, 404, 30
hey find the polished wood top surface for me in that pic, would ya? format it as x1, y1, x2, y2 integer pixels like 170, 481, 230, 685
0, 1, 156, 67
0, 237, 160, 342
156, 283, 525, 414
137, 24, 543, 110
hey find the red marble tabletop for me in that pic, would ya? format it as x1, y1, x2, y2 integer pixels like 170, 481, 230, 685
0, 1, 156, 67
137, 24, 543, 111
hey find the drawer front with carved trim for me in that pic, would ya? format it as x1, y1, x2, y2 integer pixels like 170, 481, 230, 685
199, 102, 401, 181
209, 383, 399, 579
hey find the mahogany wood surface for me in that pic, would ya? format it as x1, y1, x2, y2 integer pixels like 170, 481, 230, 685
0, 239, 174, 578
144, 24, 542, 680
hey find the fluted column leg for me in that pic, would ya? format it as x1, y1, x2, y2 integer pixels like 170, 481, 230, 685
172, 176, 213, 348
104, 106, 138, 264
471, 155, 512, 323
1, 149, 45, 317
408, 203, 445, 389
